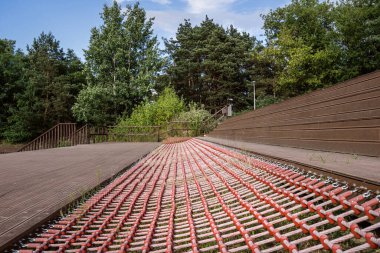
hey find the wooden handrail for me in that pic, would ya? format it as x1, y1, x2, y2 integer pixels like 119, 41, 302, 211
18, 123, 77, 152
107, 125, 160, 129
16, 106, 228, 151
68, 124, 88, 145
204, 105, 228, 123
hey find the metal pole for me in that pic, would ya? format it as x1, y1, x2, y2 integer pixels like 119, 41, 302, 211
253, 81, 256, 110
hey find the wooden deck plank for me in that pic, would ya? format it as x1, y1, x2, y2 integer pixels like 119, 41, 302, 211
200, 136, 380, 187
0, 142, 160, 250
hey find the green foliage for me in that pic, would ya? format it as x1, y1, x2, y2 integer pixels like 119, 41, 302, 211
79, 1, 164, 124
115, 87, 184, 127
2, 115, 32, 143
259, 0, 380, 98
111, 87, 185, 141
335, 0, 380, 78
72, 85, 114, 126
165, 17, 257, 112
175, 103, 216, 136
3, 33, 85, 143
154, 87, 185, 126
0, 39, 26, 139
256, 95, 282, 109
2, 0, 380, 144
112, 88, 217, 140
261, 0, 343, 97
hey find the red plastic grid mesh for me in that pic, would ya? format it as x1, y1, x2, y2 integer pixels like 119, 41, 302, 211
20, 139, 380, 253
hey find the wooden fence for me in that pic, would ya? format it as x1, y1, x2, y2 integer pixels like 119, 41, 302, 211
89, 126, 160, 143
89, 106, 229, 143
15, 105, 229, 152
209, 70, 380, 157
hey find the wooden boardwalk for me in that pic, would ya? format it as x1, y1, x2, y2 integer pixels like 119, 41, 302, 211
0, 142, 160, 251
201, 136, 380, 188
16, 139, 380, 253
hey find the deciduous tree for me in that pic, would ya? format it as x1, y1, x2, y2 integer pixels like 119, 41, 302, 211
262, 0, 343, 97
335, 0, 380, 78
75, 1, 164, 125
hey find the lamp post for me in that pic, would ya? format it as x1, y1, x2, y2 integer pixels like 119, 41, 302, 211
252, 81, 256, 110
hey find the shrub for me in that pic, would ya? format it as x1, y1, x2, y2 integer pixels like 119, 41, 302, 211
116, 87, 184, 127
111, 87, 185, 141
174, 103, 217, 136
256, 95, 282, 109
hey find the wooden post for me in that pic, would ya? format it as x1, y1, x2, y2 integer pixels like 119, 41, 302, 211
85, 125, 89, 144
53, 126, 56, 148
55, 124, 62, 146
46, 130, 49, 149
126, 127, 129, 142
55, 124, 58, 148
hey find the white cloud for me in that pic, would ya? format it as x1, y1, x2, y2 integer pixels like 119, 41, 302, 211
151, 0, 171, 4
147, 0, 267, 40
147, 8, 266, 40
147, 10, 184, 35
116, 0, 171, 5
186, 0, 238, 14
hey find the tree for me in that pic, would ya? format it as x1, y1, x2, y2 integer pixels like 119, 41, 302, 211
75, 1, 164, 125
72, 86, 114, 126
261, 0, 343, 97
335, 0, 380, 79
165, 17, 257, 111
4, 32, 85, 142
0, 39, 25, 139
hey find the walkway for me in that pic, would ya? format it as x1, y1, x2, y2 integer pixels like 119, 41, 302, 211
18, 139, 380, 253
201, 136, 380, 187
0, 142, 160, 251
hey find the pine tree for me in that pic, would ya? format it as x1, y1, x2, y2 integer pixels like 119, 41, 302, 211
165, 17, 257, 111
4, 32, 85, 142
0, 39, 26, 138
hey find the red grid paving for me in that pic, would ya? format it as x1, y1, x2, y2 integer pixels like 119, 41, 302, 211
19, 139, 380, 253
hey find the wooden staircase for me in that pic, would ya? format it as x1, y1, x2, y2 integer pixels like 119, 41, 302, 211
18, 123, 89, 152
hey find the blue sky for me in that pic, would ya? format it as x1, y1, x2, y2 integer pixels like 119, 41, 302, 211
0, 0, 290, 59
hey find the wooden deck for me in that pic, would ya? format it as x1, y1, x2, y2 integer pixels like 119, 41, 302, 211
0, 142, 160, 251
201, 137, 380, 188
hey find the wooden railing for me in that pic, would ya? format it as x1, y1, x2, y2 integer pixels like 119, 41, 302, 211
89, 126, 160, 143
88, 105, 229, 143
18, 123, 77, 152
69, 124, 89, 145
165, 121, 195, 137
206, 105, 229, 125
15, 105, 228, 151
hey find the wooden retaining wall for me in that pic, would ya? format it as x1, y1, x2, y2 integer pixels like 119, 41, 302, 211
209, 70, 380, 157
